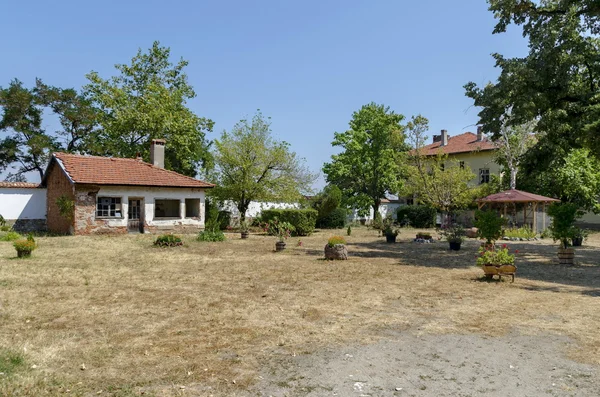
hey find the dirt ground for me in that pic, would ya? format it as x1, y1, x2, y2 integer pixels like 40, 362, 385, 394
0, 227, 599, 396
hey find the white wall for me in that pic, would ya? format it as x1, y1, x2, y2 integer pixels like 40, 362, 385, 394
348, 203, 404, 223
0, 188, 47, 220
89, 186, 206, 228
220, 200, 300, 219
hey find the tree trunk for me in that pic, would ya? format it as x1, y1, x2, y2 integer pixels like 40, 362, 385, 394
238, 202, 249, 222
510, 167, 517, 190
373, 201, 381, 220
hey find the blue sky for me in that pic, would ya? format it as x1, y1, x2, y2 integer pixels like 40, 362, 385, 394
0, 0, 526, 186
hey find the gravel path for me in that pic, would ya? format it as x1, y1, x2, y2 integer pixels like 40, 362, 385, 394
254, 333, 598, 396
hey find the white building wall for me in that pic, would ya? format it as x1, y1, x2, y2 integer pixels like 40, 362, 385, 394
220, 200, 300, 219
348, 203, 404, 223
0, 188, 47, 220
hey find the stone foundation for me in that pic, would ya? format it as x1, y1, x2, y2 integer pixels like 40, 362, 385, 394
5, 219, 47, 233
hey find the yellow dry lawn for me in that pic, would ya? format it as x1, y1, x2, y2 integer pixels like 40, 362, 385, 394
0, 227, 599, 396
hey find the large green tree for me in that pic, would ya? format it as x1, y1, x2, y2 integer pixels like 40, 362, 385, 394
211, 111, 316, 221
465, 0, 600, 164
323, 103, 409, 216
85, 41, 213, 176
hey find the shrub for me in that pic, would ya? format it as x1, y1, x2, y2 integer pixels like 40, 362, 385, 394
474, 210, 505, 245
503, 226, 536, 239
547, 202, 580, 248
440, 224, 465, 243
416, 232, 432, 240
154, 234, 183, 247
197, 230, 226, 242
262, 218, 294, 241
0, 225, 10, 232
327, 236, 346, 247
316, 208, 347, 229
261, 209, 318, 236
477, 244, 515, 266
0, 231, 22, 242
396, 206, 436, 228
347, 225, 352, 236
13, 239, 37, 255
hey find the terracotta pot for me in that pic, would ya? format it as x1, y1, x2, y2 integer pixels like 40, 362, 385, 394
275, 241, 286, 252
557, 247, 575, 265
241, 231, 249, 239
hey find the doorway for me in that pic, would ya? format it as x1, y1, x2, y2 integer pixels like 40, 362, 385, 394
128, 198, 144, 233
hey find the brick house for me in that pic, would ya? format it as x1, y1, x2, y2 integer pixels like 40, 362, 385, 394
42, 140, 214, 235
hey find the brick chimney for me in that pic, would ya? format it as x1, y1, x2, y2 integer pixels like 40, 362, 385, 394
150, 139, 166, 168
477, 126, 484, 141
433, 135, 442, 143
441, 130, 448, 146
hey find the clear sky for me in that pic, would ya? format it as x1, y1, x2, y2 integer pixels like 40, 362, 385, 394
0, 0, 527, 187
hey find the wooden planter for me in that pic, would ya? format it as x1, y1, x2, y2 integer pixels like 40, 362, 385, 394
481, 264, 517, 282
275, 241, 286, 252
241, 231, 249, 239
557, 247, 575, 265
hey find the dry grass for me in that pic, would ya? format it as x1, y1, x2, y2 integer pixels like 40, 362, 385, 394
0, 227, 599, 396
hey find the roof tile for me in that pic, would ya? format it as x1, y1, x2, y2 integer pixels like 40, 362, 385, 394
0, 182, 41, 188
417, 132, 497, 156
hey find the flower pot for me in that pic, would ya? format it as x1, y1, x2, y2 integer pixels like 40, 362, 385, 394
572, 237, 583, 247
275, 241, 286, 252
557, 247, 575, 265
385, 234, 397, 243
449, 241, 461, 251
17, 250, 32, 258
241, 231, 249, 239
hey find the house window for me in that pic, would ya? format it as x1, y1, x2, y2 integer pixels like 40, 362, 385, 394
460, 161, 465, 169
96, 197, 122, 218
155, 199, 180, 218
479, 168, 490, 184
185, 198, 200, 218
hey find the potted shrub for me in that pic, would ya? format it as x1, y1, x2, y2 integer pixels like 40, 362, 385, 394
477, 243, 517, 281
240, 220, 250, 239
324, 235, 348, 260
474, 210, 505, 248
547, 203, 579, 265
382, 217, 399, 243
14, 234, 36, 258
441, 224, 465, 251
571, 227, 588, 247
265, 218, 294, 251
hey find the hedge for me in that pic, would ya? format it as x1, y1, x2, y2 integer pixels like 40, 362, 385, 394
396, 206, 436, 228
316, 208, 347, 229
261, 209, 318, 236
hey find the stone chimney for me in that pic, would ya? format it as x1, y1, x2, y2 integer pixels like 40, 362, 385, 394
441, 130, 448, 146
150, 139, 166, 168
477, 126, 484, 141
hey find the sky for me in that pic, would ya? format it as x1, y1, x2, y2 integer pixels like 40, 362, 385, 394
0, 0, 527, 187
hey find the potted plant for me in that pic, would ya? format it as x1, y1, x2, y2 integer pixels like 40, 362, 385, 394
474, 210, 505, 248
382, 217, 399, 243
477, 243, 517, 281
265, 218, 294, 252
14, 234, 37, 258
571, 227, 588, 247
240, 220, 250, 239
547, 203, 579, 265
441, 224, 465, 251
324, 235, 348, 260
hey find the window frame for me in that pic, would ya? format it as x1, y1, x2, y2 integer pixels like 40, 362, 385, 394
479, 168, 490, 185
154, 198, 182, 219
184, 198, 201, 219
96, 196, 123, 219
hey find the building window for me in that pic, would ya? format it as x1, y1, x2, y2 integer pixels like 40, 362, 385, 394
185, 198, 200, 218
459, 161, 465, 169
479, 168, 490, 184
96, 197, 122, 218
155, 199, 180, 218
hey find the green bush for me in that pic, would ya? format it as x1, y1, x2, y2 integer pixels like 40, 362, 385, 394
261, 209, 318, 236
154, 234, 183, 247
548, 202, 580, 248
197, 230, 226, 242
503, 226, 536, 239
396, 206, 436, 228
316, 208, 347, 229
474, 210, 505, 244
347, 225, 352, 236
327, 235, 346, 247
0, 231, 22, 242
13, 239, 36, 255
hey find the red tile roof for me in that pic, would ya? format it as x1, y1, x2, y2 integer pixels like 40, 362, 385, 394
417, 132, 497, 156
51, 153, 214, 188
0, 182, 41, 188
478, 189, 560, 203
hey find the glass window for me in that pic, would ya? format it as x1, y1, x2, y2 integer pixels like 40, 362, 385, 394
96, 197, 122, 218
479, 168, 490, 184
459, 161, 465, 169
155, 199, 180, 218
185, 199, 200, 218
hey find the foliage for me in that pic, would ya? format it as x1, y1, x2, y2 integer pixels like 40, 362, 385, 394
416, 232, 432, 240
85, 41, 213, 177
312, 185, 342, 218
503, 226, 536, 239
316, 208, 347, 229
0, 231, 22, 242
204, 199, 229, 231
371, 212, 384, 231
0, 225, 10, 232
547, 202, 580, 248
239, 220, 250, 233
440, 224, 465, 244
261, 209, 317, 236
0, 214, 5, 226
347, 225, 352, 236
323, 102, 409, 215
477, 244, 515, 267
197, 230, 226, 242
464, 0, 600, 163
13, 238, 36, 253
210, 111, 315, 220
396, 206, 436, 228
493, 119, 537, 190
572, 227, 589, 240
327, 236, 346, 247
474, 210, 505, 245
153, 234, 183, 247
382, 216, 399, 236
540, 228, 552, 239
55, 195, 75, 220
262, 218, 294, 242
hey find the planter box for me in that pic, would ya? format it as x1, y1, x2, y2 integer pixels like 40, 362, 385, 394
557, 247, 575, 265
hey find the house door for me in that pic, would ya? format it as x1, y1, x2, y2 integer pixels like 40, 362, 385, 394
128, 199, 144, 233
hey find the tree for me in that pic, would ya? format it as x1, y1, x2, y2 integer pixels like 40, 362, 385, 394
211, 111, 316, 221
311, 184, 342, 219
465, 0, 600, 164
493, 119, 537, 189
323, 103, 409, 216
85, 41, 213, 176
404, 115, 477, 215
